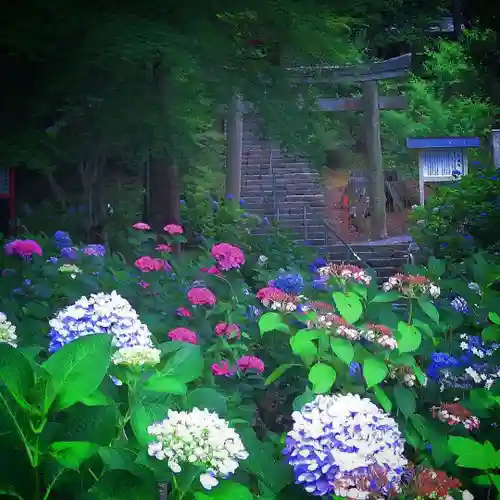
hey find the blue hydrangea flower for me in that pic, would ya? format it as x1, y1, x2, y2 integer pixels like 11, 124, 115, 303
48, 291, 153, 352
312, 276, 329, 291
309, 257, 327, 274
245, 305, 262, 320
450, 296, 469, 314
427, 352, 461, 380
271, 273, 304, 294
263, 217, 269, 225
348, 362, 361, 378
284, 394, 408, 497
54, 231, 73, 250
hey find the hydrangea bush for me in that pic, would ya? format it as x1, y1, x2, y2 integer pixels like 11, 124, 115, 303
0, 224, 499, 499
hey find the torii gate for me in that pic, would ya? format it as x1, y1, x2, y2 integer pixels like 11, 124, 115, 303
225, 54, 412, 239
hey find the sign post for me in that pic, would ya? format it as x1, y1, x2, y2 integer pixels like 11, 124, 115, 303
492, 129, 500, 170
406, 137, 481, 205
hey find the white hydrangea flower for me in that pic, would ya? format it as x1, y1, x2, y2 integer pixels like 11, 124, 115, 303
147, 408, 248, 490
257, 255, 268, 265
0, 312, 17, 347
112, 346, 161, 367
462, 490, 474, 500
58, 263, 82, 279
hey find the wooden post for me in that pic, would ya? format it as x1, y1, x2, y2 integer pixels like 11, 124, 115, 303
225, 93, 243, 202
492, 129, 500, 170
362, 81, 387, 239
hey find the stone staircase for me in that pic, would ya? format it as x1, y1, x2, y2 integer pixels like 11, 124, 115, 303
241, 115, 328, 247
239, 115, 412, 281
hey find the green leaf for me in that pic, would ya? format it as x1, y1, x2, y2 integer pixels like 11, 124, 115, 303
417, 298, 440, 324
393, 385, 416, 418
332, 291, 363, 324
473, 474, 492, 487
131, 400, 167, 446
448, 436, 492, 469
144, 374, 187, 395
89, 469, 158, 499
308, 363, 336, 393
428, 256, 446, 277
370, 291, 402, 303
42, 335, 112, 410
373, 385, 392, 412
363, 357, 388, 388
397, 322, 422, 353
290, 334, 317, 367
264, 364, 299, 386
80, 390, 114, 407
186, 388, 227, 414
50, 441, 99, 469
53, 404, 118, 445
482, 325, 500, 342
24, 301, 51, 320
193, 480, 253, 500
489, 312, 500, 325
330, 337, 354, 364
258, 312, 289, 335
162, 344, 203, 383
0, 343, 35, 410
293, 388, 315, 411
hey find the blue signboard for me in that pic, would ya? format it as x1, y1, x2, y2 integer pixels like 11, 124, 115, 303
406, 137, 481, 150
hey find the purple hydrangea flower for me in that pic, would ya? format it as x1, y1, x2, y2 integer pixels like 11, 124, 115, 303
48, 291, 153, 352
61, 246, 79, 260
283, 393, 408, 498
83, 244, 106, 256
450, 296, 469, 314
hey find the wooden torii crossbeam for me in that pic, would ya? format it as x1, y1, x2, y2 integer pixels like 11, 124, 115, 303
226, 54, 412, 239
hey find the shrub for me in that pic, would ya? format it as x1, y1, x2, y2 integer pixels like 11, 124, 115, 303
409, 165, 500, 259
0, 225, 499, 499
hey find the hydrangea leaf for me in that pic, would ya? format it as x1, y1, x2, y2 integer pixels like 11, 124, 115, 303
482, 325, 500, 342
144, 374, 187, 395
373, 385, 392, 413
332, 292, 363, 324
489, 312, 500, 325
427, 256, 446, 277
393, 384, 416, 418
396, 322, 422, 353
162, 344, 204, 383
417, 298, 439, 324
264, 363, 300, 386
43, 334, 112, 411
89, 469, 158, 499
194, 480, 253, 500
259, 312, 289, 335
363, 357, 388, 388
308, 363, 336, 393
293, 388, 315, 411
186, 388, 227, 415
448, 436, 493, 469
370, 291, 402, 303
290, 335, 317, 367
0, 343, 36, 411
330, 337, 354, 365
49, 441, 100, 469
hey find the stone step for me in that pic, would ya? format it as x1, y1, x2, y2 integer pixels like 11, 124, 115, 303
243, 172, 320, 181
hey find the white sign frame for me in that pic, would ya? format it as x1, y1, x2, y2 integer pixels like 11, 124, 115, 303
418, 148, 469, 205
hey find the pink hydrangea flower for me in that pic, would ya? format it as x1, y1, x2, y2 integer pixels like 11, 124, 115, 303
210, 243, 245, 271
4, 239, 43, 257
156, 244, 172, 253
237, 355, 265, 374
201, 266, 221, 276
137, 280, 150, 288
135, 256, 171, 272
187, 287, 216, 306
212, 360, 236, 377
214, 322, 241, 340
176, 307, 192, 317
132, 222, 151, 231
256, 287, 286, 302
164, 224, 184, 235
168, 327, 197, 344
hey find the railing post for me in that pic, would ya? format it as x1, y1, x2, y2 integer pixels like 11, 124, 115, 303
303, 204, 308, 242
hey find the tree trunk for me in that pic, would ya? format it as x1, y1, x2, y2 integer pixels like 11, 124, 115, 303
148, 155, 180, 233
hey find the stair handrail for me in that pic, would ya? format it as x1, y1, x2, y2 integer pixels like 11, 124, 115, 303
306, 205, 374, 272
